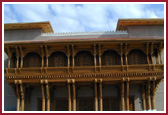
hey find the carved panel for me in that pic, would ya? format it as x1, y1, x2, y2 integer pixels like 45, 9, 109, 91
75, 51, 94, 66
128, 49, 147, 65
23, 52, 41, 67
48, 52, 67, 67
102, 50, 121, 65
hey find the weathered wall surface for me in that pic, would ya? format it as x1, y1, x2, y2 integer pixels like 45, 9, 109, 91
4, 29, 43, 41
128, 25, 164, 38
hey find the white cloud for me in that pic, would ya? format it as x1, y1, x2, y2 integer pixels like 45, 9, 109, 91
4, 4, 164, 32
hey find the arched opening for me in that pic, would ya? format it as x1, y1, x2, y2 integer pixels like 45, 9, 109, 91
11, 53, 17, 68
101, 50, 121, 66
128, 49, 147, 65
75, 51, 94, 66
48, 52, 67, 67
23, 52, 41, 68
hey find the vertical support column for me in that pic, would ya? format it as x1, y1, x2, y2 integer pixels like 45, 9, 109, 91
46, 81, 50, 111
20, 81, 24, 111
146, 43, 150, 64
147, 79, 151, 111
99, 79, 103, 111
67, 45, 70, 72
150, 43, 154, 64
94, 44, 97, 72
125, 43, 128, 65
126, 79, 129, 111
16, 83, 20, 111
72, 79, 76, 111
151, 77, 156, 111
19, 47, 23, 68
41, 45, 44, 67
41, 80, 45, 111
121, 79, 125, 111
98, 44, 102, 72
15, 47, 19, 68
94, 79, 98, 111
67, 79, 72, 111
45, 45, 49, 67
120, 43, 123, 65
159, 43, 163, 64
7, 47, 11, 68
142, 84, 147, 111
72, 45, 75, 72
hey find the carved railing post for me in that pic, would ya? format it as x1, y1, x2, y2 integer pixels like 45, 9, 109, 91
20, 81, 25, 111
150, 43, 154, 64
125, 43, 128, 65
45, 80, 50, 111
120, 43, 123, 65
15, 81, 20, 111
151, 77, 156, 111
159, 43, 163, 64
147, 78, 152, 110
146, 43, 150, 64
72, 45, 75, 72
45, 45, 49, 67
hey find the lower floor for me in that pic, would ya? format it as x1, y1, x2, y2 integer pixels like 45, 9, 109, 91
7, 78, 163, 111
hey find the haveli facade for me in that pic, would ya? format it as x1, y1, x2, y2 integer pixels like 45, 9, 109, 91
4, 18, 164, 111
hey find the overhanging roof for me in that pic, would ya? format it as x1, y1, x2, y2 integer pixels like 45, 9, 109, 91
4, 21, 54, 33
116, 18, 164, 31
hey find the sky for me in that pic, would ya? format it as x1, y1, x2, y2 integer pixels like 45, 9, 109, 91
4, 3, 164, 32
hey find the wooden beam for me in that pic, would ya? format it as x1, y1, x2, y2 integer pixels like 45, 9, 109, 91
99, 79, 103, 111
67, 79, 72, 111
72, 79, 76, 111
94, 79, 98, 111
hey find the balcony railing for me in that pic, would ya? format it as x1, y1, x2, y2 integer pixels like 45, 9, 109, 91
4, 64, 164, 75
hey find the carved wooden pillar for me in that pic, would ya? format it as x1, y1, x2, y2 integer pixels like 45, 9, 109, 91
72, 79, 76, 111
121, 80, 125, 111
150, 43, 154, 64
99, 79, 103, 111
146, 43, 150, 64
16, 84, 20, 111
67, 79, 72, 111
151, 77, 156, 110
125, 43, 128, 65
16, 47, 19, 68
7, 47, 12, 68
94, 79, 98, 111
19, 47, 23, 68
45, 45, 49, 67
120, 43, 123, 65
94, 44, 97, 72
41, 45, 44, 67
41, 81, 45, 111
46, 82, 50, 111
159, 43, 163, 64
20, 82, 24, 111
98, 44, 102, 72
72, 45, 75, 72
67, 45, 70, 72
142, 84, 147, 110
126, 80, 129, 111
147, 79, 151, 110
